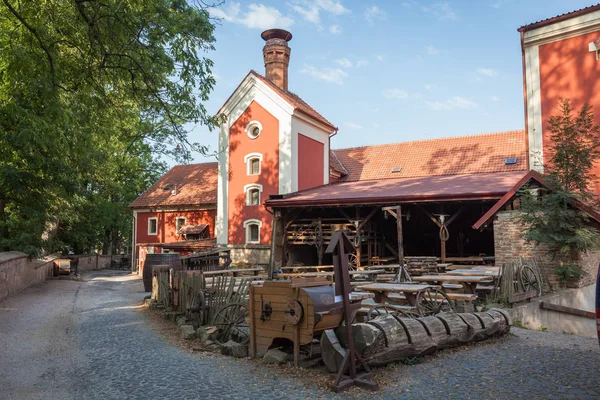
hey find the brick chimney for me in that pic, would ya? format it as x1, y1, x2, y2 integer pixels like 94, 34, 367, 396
261, 29, 292, 91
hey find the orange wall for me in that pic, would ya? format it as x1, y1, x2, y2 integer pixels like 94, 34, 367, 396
298, 133, 324, 191
228, 100, 279, 244
136, 209, 216, 244
539, 30, 600, 193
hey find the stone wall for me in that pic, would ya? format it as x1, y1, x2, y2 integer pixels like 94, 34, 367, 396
0, 252, 54, 301
229, 244, 270, 266
72, 255, 112, 271
493, 210, 599, 288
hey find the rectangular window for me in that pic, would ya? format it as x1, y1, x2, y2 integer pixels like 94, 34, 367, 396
148, 217, 158, 235
176, 217, 186, 234
248, 224, 259, 243
251, 159, 260, 175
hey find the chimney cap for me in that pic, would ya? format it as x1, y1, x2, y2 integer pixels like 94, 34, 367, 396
261, 29, 292, 42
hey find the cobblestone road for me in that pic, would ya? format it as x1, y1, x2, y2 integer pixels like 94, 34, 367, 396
1, 270, 599, 399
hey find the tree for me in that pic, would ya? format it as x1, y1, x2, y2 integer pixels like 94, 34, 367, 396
519, 98, 600, 284
0, 0, 218, 255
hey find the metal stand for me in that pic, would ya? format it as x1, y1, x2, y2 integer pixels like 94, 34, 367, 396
325, 230, 378, 392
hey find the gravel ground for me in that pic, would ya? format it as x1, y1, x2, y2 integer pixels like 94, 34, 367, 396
0, 270, 599, 399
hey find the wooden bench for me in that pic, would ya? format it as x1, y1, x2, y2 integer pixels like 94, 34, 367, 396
442, 283, 464, 290
387, 292, 478, 303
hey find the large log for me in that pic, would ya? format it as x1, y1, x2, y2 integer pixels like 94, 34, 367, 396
321, 309, 511, 372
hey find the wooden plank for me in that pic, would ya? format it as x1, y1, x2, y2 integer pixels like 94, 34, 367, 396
508, 290, 538, 303
540, 302, 596, 319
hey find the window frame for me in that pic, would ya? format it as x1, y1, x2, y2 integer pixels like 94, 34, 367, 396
244, 152, 263, 176
244, 183, 263, 206
147, 217, 158, 235
245, 120, 263, 140
243, 219, 262, 244
175, 216, 187, 234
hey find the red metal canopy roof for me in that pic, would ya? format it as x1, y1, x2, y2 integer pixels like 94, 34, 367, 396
266, 171, 529, 208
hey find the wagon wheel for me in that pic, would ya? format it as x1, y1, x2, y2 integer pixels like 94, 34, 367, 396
520, 266, 541, 295
417, 288, 455, 316
347, 253, 358, 271
212, 302, 249, 345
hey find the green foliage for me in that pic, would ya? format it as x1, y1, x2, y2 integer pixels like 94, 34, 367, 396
0, 0, 217, 255
519, 98, 600, 272
553, 263, 585, 285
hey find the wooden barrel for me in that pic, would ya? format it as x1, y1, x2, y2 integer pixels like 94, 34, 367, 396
143, 253, 181, 292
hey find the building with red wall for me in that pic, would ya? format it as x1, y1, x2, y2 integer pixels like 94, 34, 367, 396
519, 5, 600, 193
130, 5, 600, 270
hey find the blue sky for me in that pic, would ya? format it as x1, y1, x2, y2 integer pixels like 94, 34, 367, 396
188, 0, 596, 163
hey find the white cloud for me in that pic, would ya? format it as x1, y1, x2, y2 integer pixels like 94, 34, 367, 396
301, 64, 348, 85
355, 59, 369, 67
426, 96, 478, 110
329, 25, 343, 35
376, 55, 384, 62
423, 2, 456, 20
491, 0, 507, 8
335, 58, 353, 68
477, 68, 498, 77
382, 88, 409, 100
290, 0, 350, 25
490, 96, 501, 102
365, 5, 387, 24
344, 122, 363, 129
210, 3, 294, 30
426, 45, 439, 55
373, 122, 381, 128
424, 83, 437, 91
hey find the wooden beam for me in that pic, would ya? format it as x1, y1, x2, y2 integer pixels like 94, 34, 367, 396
445, 206, 465, 227
357, 207, 379, 231
540, 302, 596, 319
396, 205, 404, 272
416, 205, 442, 228
385, 242, 398, 257
508, 290, 538, 303
382, 206, 398, 220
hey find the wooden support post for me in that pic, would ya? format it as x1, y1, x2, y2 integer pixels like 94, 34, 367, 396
355, 208, 361, 269
396, 206, 404, 269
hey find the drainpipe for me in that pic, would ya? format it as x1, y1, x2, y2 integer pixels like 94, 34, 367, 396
520, 29, 530, 170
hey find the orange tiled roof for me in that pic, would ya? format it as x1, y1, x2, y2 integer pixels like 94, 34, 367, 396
218, 70, 337, 131
329, 150, 348, 175
332, 130, 527, 182
129, 162, 218, 208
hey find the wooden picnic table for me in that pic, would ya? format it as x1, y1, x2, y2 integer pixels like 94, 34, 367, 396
202, 268, 263, 277
356, 283, 434, 308
279, 265, 334, 272
411, 274, 493, 294
275, 269, 386, 282
449, 269, 500, 277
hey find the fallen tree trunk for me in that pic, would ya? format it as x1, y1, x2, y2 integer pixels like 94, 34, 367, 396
321, 309, 511, 372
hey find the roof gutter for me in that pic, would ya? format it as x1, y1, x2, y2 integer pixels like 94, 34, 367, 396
266, 192, 507, 208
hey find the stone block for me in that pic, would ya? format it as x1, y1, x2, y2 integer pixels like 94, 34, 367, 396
176, 316, 188, 327
180, 325, 196, 340
221, 340, 248, 358
263, 348, 289, 364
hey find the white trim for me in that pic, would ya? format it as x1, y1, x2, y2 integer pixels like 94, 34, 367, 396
243, 219, 262, 244
244, 183, 263, 206
244, 152, 263, 176
523, 10, 600, 47
245, 120, 263, 139
147, 217, 158, 235
132, 210, 137, 273
524, 43, 544, 172
293, 111, 336, 135
175, 216, 187, 234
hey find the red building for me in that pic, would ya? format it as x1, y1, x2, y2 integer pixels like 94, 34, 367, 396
131, 6, 600, 273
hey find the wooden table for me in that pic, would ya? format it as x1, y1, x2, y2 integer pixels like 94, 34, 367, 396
449, 269, 499, 277
411, 275, 493, 294
279, 265, 334, 272
356, 283, 434, 307
203, 268, 263, 277
276, 269, 385, 282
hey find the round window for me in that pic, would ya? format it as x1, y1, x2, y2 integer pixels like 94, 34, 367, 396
246, 121, 262, 139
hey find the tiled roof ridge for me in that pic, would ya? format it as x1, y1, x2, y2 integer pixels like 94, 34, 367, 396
171, 161, 218, 168
332, 129, 525, 153
518, 4, 600, 32
338, 169, 522, 183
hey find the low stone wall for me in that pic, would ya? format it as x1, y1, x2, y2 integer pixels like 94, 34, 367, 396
0, 252, 54, 301
71, 254, 112, 271
508, 284, 596, 338
229, 245, 270, 266
493, 210, 600, 288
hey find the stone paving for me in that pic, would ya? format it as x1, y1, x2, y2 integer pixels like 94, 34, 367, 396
1, 269, 600, 399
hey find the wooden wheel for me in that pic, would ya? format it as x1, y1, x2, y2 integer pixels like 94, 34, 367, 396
347, 253, 358, 270
212, 302, 249, 345
520, 265, 541, 295
417, 288, 455, 316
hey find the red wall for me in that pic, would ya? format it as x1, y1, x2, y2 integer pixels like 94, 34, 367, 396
136, 209, 216, 244
298, 134, 324, 191
228, 101, 279, 244
539, 30, 600, 193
